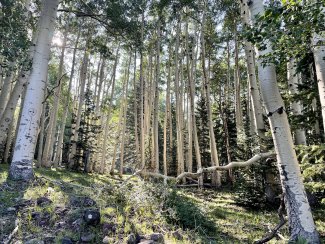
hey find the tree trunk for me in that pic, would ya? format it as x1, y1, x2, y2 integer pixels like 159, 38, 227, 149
0, 62, 15, 119
312, 18, 325, 137
53, 26, 81, 166
69, 49, 89, 169
240, 0, 265, 138
201, 6, 221, 187
140, 11, 146, 170
9, 0, 59, 180
119, 54, 132, 175
234, 26, 245, 142
153, 19, 161, 173
248, 0, 320, 242
287, 59, 307, 145
100, 45, 119, 174
174, 20, 185, 179
42, 31, 67, 167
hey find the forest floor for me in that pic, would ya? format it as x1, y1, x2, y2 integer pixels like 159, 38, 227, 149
0, 165, 324, 244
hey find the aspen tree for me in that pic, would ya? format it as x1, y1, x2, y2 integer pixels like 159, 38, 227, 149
54, 27, 81, 166
9, 0, 59, 180
201, 2, 221, 187
247, 0, 320, 242
42, 31, 67, 167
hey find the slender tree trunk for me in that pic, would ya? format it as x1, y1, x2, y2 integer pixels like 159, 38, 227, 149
240, 0, 265, 137
140, 11, 146, 170
3, 116, 15, 163
234, 27, 244, 142
119, 54, 132, 175
100, 46, 119, 174
312, 17, 325, 137
69, 49, 89, 169
163, 44, 172, 176
37, 102, 47, 168
185, 14, 193, 174
133, 51, 140, 162
95, 57, 105, 114
54, 27, 81, 166
287, 59, 307, 145
42, 31, 67, 167
0, 62, 15, 119
201, 6, 221, 187
153, 19, 161, 173
248, 0, 320, 242
9, 0, 59, 180
174, 20, 185, 179
111, 62, 129, 175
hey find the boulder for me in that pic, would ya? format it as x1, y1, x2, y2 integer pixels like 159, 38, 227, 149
83, 209, 100, 226
36, 197, 52, 206
61, 237, 73, 244
80, 233, 95, 243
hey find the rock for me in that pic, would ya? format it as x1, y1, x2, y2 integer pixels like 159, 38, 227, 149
172, 230, 183, 240
61, 237, 73, 244
25, 239, 44, 244
55, 207, 68, 215
44, 236, 55, 244
7, 207, 16, 213
102, 236, 113, 244
102, 222, 117, 235
83, 209, 100, 226
36, 197, 52, 206
139, 240, 154, 244
70, 196, 96, 207
81, 233, 95, 243
71, 218, 83, 232
14, 199, 34, 209
149, 233, 164, 243
31, 212, 42, 220
54, 221, 66, 228
127, 233, 136, 244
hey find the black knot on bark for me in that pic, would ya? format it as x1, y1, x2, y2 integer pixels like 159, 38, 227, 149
267, 106, 284, 117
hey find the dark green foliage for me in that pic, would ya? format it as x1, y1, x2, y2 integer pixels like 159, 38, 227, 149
195, 97, 210, 169
296, 145, 325, 206
235, 159, 280, 209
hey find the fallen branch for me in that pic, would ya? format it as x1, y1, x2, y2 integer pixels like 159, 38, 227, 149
4, 219, 19, 244
131, 152, 275, 184
254, 194, 286, 244
175, 152, 275, 182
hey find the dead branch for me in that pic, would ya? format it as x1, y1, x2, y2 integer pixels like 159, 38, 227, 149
4, 219, 19, 244
254, 194, 286, 244
131, 152, 275, 184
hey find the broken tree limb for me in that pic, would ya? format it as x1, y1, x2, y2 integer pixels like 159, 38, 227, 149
254, 194, 286, 244
131, 152, 275, 184
175, 152, 275, 182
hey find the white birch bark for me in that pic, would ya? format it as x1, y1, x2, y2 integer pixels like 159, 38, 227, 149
248, 0, 320, 242
9, 0, 59, 180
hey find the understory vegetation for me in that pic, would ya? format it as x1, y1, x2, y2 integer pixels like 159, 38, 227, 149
0, 165, 324, 243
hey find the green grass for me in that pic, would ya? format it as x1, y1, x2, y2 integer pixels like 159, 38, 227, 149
0, 164, 324, 243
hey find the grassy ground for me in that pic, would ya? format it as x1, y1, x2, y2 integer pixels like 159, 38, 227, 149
0, 164, 324, 243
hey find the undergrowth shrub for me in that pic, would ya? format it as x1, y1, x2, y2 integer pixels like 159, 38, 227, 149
296, 145, 325, 206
